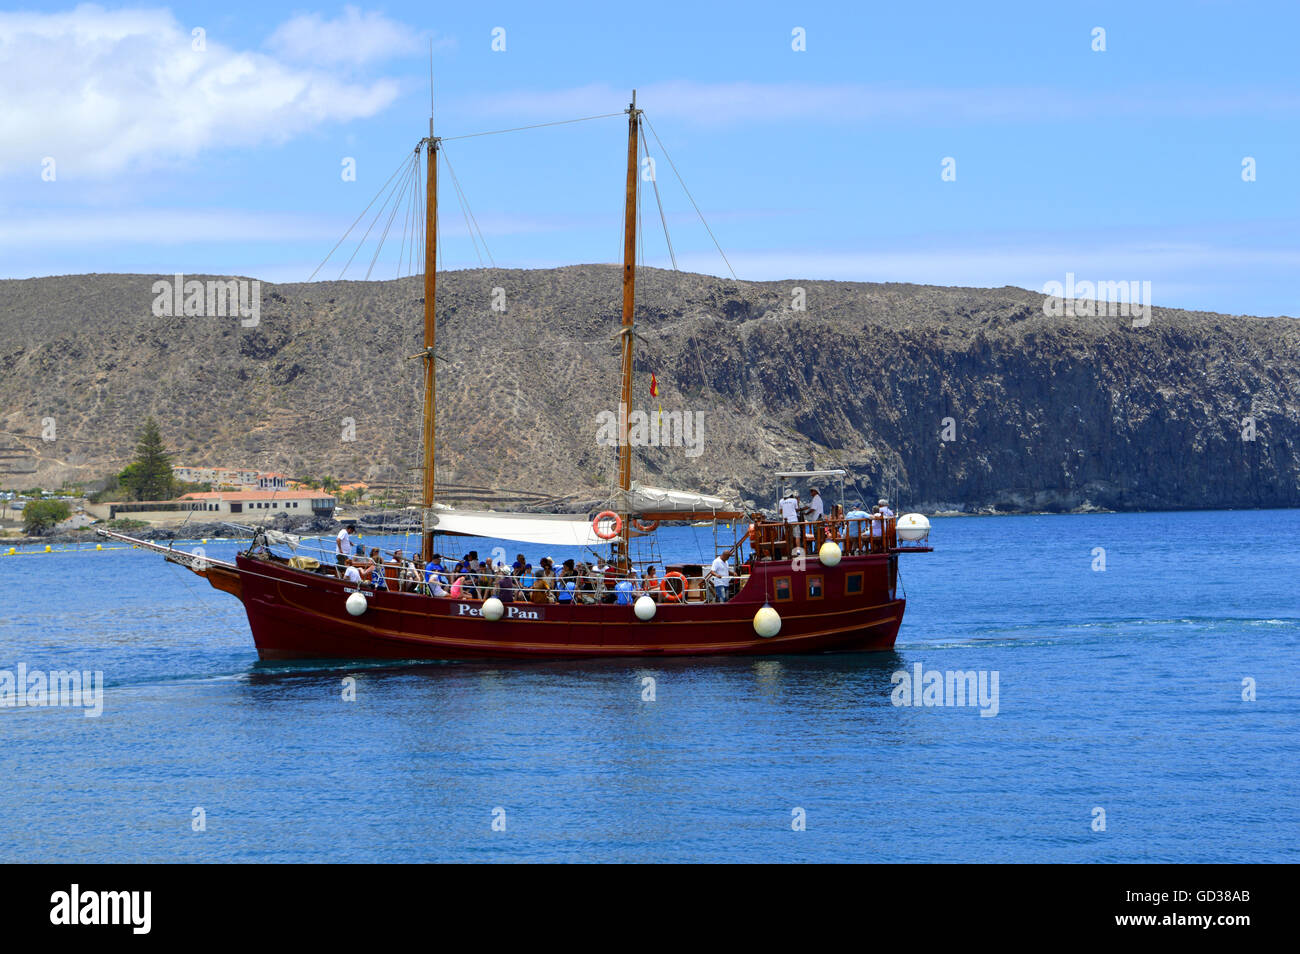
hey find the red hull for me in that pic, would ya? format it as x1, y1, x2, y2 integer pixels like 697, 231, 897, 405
226, 553, 906, 660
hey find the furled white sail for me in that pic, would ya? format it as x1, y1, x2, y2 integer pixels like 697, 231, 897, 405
622, 482, 734, 514
425, 509, 605, 547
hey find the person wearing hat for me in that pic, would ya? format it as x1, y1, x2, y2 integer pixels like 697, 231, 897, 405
807, 487, 825, 521
877, 498, 894, 518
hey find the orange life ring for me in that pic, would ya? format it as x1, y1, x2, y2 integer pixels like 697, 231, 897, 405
631, 517, 659, 533
662, 570, 687, 603
593, 510, 622, 540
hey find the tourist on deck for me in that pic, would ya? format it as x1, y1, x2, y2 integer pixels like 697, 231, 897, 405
556, 575, 576, 603
335, 523, 357, 568
642, 565, 661, 602
368, 547, 387, 590
808, 487, 825, 521
778, 488, 800, 524
496, 566, 515, 603
575, 563, 596, 604
614, 573, 635, 606
397, 551, 420, 592
519, 564, 536, 602
706, 554, 731, 603
877, 498, 894, 518
869, 506, 884, 541
601, 560, 620, 603
777, 488, 801, 557
466, 551, 484, 597
452, 554, 472, 598
530, 568, 554, 604
342, 559, 363, 586
424, 553, 449, 596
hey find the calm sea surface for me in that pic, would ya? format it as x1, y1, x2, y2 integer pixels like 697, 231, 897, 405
2, 510, 1296, 862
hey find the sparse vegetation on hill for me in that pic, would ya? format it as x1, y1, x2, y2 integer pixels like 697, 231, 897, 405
1, 267, 1297, 512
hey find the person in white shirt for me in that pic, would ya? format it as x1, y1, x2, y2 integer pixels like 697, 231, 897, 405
778, 489, 800, 524
336, 524, 356, 567
343, 561, 362, 585
877, 498, 894, 518
706, 554, 731, 602
808, 487, 825, 521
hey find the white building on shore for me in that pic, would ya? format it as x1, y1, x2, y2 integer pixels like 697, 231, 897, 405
86, 490, 335, 525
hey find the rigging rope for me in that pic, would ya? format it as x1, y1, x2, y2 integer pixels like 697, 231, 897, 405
366, 157, 417, 281
398, 154, 418, 278
641, 125, 677, 270
442, 143, 496, 268
642, 113, 737, 280
308, 149, 414, 283
446, 153, 482, 266
340, 152, 417, 280
441, 111, 623, 141
441, 145, 495, 268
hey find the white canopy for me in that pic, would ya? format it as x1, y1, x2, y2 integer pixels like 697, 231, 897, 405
426, 509, 604, 547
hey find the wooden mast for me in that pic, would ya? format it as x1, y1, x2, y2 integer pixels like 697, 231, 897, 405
421, 117, 439, 560
616, 91, 640, 564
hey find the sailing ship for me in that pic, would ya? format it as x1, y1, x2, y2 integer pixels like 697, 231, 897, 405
99, 92, 933, 660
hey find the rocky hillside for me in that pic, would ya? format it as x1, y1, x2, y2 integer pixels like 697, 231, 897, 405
1, 267, 1297, 512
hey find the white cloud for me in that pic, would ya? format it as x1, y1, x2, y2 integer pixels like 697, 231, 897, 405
0, 4, 404, 177
267, 5, 432, 67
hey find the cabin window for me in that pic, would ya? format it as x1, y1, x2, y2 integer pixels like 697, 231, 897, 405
773, 576, 793, 602
807, 575, 824, 600
845, 572, 863, 595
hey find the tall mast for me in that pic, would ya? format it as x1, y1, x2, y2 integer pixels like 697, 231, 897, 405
616, 91, 640, 563
421, 114, 439, 560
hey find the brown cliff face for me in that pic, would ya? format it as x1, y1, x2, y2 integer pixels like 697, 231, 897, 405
1, 266, 1296, 512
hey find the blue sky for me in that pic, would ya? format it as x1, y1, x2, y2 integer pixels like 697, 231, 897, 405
1, 1, 1298, 315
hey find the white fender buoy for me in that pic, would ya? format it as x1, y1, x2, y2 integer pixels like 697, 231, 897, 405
753, 604, 781, 638
634, 595, 657, 620
897, 513, 931, 542
818, 540, 842, 567
482, 597, 505, 621
345, 592, 368, 616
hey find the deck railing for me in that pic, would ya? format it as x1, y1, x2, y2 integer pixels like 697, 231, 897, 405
749, 516, 897, 560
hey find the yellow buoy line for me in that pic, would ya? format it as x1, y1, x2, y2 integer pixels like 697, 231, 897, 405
2, 537, 225, 556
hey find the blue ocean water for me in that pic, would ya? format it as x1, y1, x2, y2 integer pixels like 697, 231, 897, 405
1, 510, 1296, 863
